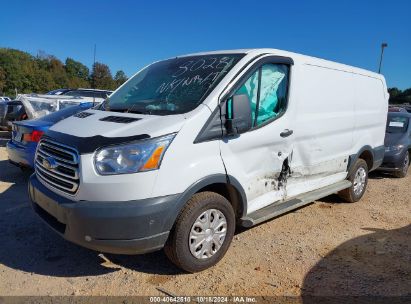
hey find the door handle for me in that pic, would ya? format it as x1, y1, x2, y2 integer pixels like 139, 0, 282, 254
280, 129, 293, 138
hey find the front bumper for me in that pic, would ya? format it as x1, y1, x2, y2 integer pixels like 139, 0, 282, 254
28, 174, 181, 255
6, 140, 35, 169
378, 150, 407, 172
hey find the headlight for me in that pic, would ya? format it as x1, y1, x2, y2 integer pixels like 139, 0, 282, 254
385, 145, 404, 153
94, 133, 175, 175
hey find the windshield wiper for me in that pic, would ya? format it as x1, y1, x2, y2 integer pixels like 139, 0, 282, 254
147, 109, 177, 115
98, 98, 110, 111
106, 107, 147, 114
127, 109, 149, 114
125, 103, 152, 115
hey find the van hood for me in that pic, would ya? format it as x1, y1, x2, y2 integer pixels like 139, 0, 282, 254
49, 109, 187, 138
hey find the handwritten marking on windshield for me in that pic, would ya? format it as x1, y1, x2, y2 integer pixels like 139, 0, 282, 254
157, 56, 236, 97
156, 72, 222, 95
172, 57, 233, 78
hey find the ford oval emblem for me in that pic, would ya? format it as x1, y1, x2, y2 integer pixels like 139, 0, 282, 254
42, 157, 57, 170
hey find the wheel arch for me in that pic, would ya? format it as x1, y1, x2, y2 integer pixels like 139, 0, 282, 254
348, 145, 384, 172
173, 174, 248, 221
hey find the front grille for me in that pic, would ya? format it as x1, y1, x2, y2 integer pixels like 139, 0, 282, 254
35, 139, 80, 195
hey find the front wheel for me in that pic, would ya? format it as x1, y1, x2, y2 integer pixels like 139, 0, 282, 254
164, 192, 235, 273
338, 158, 368, 203
394, 151, 410, 178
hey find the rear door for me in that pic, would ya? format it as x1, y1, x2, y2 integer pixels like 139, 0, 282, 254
219, 56, 295, 215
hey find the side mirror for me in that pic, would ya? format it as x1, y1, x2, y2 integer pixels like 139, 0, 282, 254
225, 94, 252, 135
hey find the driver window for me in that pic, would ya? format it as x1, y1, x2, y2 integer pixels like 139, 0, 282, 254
235, 70, 259, 125
257, 64, 289, 125
234, 63, 289, 127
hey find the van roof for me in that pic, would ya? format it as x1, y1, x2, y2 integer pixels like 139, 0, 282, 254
180, 48, 383, 79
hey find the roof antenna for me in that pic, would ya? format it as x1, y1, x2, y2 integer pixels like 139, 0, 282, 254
92, 44, 96, 105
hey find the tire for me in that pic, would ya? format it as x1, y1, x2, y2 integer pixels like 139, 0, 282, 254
164, 191, 235, 273
20, 166, 33, 174
394, 151, 410, 178
338, 158, 368, 203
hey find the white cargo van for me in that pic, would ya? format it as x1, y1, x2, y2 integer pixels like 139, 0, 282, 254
29, 49, 388, 272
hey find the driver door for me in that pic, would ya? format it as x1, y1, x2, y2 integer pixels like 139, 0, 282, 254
220, 59, 295, 215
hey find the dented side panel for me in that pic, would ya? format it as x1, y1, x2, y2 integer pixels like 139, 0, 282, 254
220, 60, 357, 215
284, 64, 355, 199
219, 112, 293, 214
219, 56, 386, 216
286, 157, 349, 199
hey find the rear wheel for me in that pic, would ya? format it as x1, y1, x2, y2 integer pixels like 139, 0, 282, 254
394, 151, 410, 178
338, 159, 368, 203
164, 192, 235, 273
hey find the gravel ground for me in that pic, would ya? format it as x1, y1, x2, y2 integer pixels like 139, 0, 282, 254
0, 135, 410, 297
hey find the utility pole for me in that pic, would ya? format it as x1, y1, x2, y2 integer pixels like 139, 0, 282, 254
93, 44, 96, 105
378, 42, 388, 74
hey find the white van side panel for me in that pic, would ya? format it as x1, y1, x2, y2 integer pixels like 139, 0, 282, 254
219, 112, 292, 214
286, 64, 354, 198
352, 75, 387, 157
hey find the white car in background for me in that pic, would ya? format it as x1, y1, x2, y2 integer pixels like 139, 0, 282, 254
17, 89, 112, 120
0, 96, 11, 102
47, 88, 113, 103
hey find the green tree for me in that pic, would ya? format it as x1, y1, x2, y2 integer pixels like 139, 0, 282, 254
90, 62, 115, 90
0, 67, 6, 95
33, 68, 56, 93
388, 87, 401, 98
65, 58, 89, 81
402, 88, 411, 96
0, 48, 38, 95
34, 52, 69, 90
114, 70, 128, 88
389, 87, 411, 105
49, 56, 69, 88
0, 48, 125, 95
65, 58, 90, 88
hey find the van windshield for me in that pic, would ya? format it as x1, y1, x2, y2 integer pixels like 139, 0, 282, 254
102, 54, 244, 115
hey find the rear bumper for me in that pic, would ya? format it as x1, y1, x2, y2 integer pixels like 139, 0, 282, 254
6, 140, 35, 168
28, 174, 181, 255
